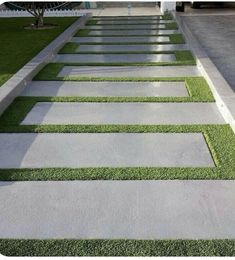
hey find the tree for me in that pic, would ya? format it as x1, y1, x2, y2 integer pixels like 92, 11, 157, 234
6, 2, 77, 28
25, 2, 46, 28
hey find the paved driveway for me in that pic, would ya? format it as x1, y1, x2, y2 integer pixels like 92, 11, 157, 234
183, 15, 235, 92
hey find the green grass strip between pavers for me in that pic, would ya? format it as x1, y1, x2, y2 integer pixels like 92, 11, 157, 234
71, 34, 185, 45
1, 239, 235, 256
0, 124, 234, 181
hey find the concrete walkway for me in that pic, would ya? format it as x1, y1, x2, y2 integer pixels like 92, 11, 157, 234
1, 180, 235, 239
0, 14, 232, 242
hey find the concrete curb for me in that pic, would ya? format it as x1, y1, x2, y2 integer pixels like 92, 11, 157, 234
0, 13, 91, 116
173, 12, 235, 133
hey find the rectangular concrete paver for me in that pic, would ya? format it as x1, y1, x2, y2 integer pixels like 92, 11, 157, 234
86, 29, 178, 36
54, 54, 176, 63
77, 44, 189, 52
21, 102, 225, 125
58, 65, 201, 78
0, 133, 214, 168
93, 16, 163, 20
85, 24, 171, 30
71, 36, 170, 43
96, 20, 173, 25
21, 81, 189, 97
2, 180, 235, 239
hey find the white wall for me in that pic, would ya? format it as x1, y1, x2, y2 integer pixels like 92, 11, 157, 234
160, 2, 176, 13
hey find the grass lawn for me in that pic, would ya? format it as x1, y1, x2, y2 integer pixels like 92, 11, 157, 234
1, 239, 235, 256
0, 17, 77, 87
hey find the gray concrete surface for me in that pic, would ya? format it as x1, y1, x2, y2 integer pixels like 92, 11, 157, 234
93, 15, 163, 20
58, 65, 201, 78
21, 81, 188, 97
2, 180, 235, 239
71, 36, 170, 43
183, 15, 235, 92
85, 24, 172, 30
77, 44, 189, 52
54, 53, 176, 63
96, 20, 173, 25
0, 133, 214, 168
86, 29, 178, 35
21, 102, 225, 125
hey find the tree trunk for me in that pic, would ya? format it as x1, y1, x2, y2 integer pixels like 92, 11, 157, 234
35, 14, 44, 28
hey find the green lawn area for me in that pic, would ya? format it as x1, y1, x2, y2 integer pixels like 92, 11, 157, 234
0, 17, 77, 87
1, 239, 235, 256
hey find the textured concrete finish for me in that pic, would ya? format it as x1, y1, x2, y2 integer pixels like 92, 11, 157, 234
54, 54, 176, 63
21, 81, 188, 97
21, 102, 225, 125
71, 36, 170, 43
96, 20, 173, 25
2, 180, 235, 239
0, 133, 214, 168
58, 65, 201, 78
183, 15, 235, 92
88, 29, 179, 37
94, 15, 163, 20
77, 44, 189, 52
85, 24, 171, 30
86, 29, 179, 36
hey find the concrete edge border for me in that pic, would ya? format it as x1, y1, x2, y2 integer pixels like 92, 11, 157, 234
0, 13, 92, 116
173, 12, 235, 133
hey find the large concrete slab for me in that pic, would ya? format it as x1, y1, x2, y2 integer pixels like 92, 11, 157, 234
58, 65, 201, 78
86, 29, 178, 36
93, 15, 164, 20
54, 54, 176, 63
77, 44, 189, 52
21, 102, 225, 125
96, 20, 174, 25
21, 81, 188, 97
71, 36, 170, 43
0, 133, 214, 168
85, 24, 171, 30
2, 180, 235, 239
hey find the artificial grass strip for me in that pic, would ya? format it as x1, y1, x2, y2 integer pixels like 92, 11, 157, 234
0, 125, 234, 181
1, 239, 235, 256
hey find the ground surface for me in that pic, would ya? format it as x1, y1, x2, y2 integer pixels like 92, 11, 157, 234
0, 11, 235, 256
183, 15, 235, 92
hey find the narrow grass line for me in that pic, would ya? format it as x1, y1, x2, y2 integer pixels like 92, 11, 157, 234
1, 239, 235, 256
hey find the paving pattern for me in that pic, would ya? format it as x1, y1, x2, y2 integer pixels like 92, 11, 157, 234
0, 14, 233, 242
